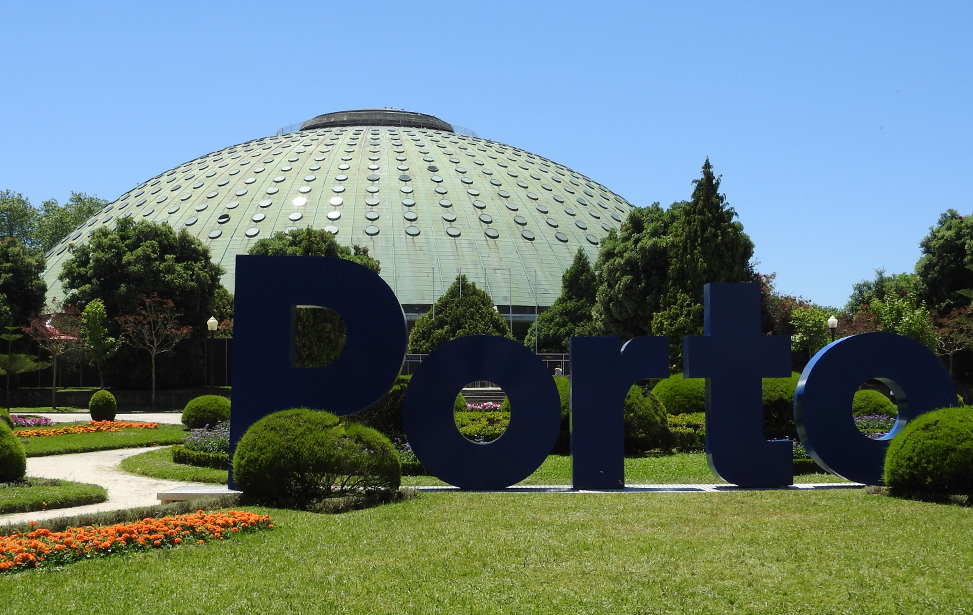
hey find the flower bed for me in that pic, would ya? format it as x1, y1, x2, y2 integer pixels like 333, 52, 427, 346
0, 509, 272, 573
10, 415, 55, 428
15, 421, 159, 438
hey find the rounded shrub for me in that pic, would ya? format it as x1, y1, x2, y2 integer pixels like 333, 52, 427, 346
233, 408, 400, 507
652, 373, 705, 415
762, 373, 801, 439
88, 389, 117, 422
0, 408, 13, 430
884, 406, 973, 497
624, 388, 670, 454
0, 421, 26, 482
853, 389, 897, 418
182, 395, 231, 428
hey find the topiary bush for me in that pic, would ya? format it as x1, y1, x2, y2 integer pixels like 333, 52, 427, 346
762, 373, 801, 440
667, 412, 706, 452
0, 408, 13, 430
233, 408, 400, 508
455, 411, 510, 443
652, 373, 705, 415
624, 388, 670, 454
88, 389, 117, 422
0, 421, 26, 482
884, 406, 973, 497
182, 395, 231, 429
853, 389, 897, 418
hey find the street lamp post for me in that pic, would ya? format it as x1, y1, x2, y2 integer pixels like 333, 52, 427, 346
827, 315, 838, 343
206, 316, 218, 390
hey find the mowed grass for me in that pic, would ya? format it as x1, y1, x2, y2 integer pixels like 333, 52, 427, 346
16, 423, 187, 457
0, 478, 107, 515
119, 447, 228, 484
2, 490, 972, 613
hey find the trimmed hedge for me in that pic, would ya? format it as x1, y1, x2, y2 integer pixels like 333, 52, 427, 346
455, 411, 510, 443
0, 421, 26, 482
624, 388, 670, 454
182, 395, 231, 429
853, 389, 897, 418
884, 406, 973, 496
667, 412, 706, 452
0, 408, 13, 430
171, 445, 229, 470
233, 408, 400, 507
653, 374, 705, 415
88, 389, 117, 422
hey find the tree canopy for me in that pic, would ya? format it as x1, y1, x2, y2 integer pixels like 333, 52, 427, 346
0, 191, 39, 250
525, 248, 597, 353
409, 274, 511, 354
915, 210, 973, 314
58, 218, 224, 387
37, 193, 107, 253
0, 237, 47, 329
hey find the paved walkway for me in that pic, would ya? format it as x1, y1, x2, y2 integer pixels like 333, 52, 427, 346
0, 447, 212, 528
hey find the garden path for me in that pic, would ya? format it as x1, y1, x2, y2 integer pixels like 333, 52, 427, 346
26, 412, 184, 424
0, 447, 211, 527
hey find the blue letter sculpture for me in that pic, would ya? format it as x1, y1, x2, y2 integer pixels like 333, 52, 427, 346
570, 336, 669, 489
684, 283, 793, 487
795, 332, 957, 485
403, 336, 561, 490
230, 255, 407, 487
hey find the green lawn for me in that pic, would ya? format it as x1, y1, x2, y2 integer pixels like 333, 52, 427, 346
119, 447, 228, 484
1, 490, 972, 613
0, 478, 107, 515
16, 423, 187, 457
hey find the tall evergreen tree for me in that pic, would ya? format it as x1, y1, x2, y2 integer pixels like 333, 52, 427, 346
0, 237, 46, 330
409, 274, 511, 354
525, 248, 597, 353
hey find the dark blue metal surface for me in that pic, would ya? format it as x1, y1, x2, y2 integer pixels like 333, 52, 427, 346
229, 255, 407, 487
795, 332, 957, 485
570, 336, 669, 489
402, 335, 561, 490
684, 283, 794, 487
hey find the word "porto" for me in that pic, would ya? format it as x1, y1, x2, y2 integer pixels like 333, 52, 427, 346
229, 256, 956, 491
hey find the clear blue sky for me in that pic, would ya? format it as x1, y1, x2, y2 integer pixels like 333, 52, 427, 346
2, 1, 970, 310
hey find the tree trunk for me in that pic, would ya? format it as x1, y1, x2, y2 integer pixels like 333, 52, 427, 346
151, 353, 156, 411
51, 354, 57, 410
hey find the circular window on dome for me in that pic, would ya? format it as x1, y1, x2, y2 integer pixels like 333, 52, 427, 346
588, 210, 601, 219
522, 230, 536, 241
498, 190, 510, 198
293, 196, 308, 207
505, 202, 519, 211
602, 223, 613, 232
446, 227, 461, 238
365, 225, 380, 236
428, 165, 439, 172
514, 216, 527, 226
168, 206, 180, 214
257, 199, 272, 208
405, 225, 420, 237
555, 232, 569, 243
304, 175, 317, 182
287, 212, 302, 222
310, 165, 322, 171
226, 201, 239, 209
273, 175, 286, 183
431, 176, 443, 183
245, 228, 260, 238
526, 192, 538, 200
366, 186, 379, 194
490, 179, 502, 187
482, 169, 493, 176
423, 156, 434, 162
244, 178, 255, 185
611, 212, 622, 222
546, 218, 559, 228
442, 212, 456, 223
325, 225, 339, 235
252, 213, 266, 222
402, 198, 416, 207
470, 200, 485, 210
576, 220, 588, 230
587, 234, 599, 245
400, 186, 414, 194
397, 166, 409, 172
536, 204, 549, 214
438, 199, 452, 208
142, 208, 155, 217
156, 195, 168, 204
338, 164, 350, 170
368, 164, 379, 171
329, 197, 343, 206
577, 198, 588, 206
404, 211, 418, 221
185, 217, 198, 226
206, 191, 219, 199
365, 197, 380, 206
367, 174, 380, 182
435, 187, 447, 195
484, 228, 499, 239
564, 207, 575, 216
335, 174, 348, 182
325, 210, 341, 221
365, 211, 379, 221
467, 189, 480, 196
479, 213, 493, 224
281, 166, 292, 172
333, 186, 346, 193
218, 214, 231, 224
396, 156, 407, 162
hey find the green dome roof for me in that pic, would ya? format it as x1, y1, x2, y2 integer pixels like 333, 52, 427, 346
42, 110, 636, 323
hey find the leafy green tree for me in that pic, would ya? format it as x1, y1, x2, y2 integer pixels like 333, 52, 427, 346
409, 274, 511, 354
846, 268, 918, 314
211, 285, 234, 338
36, 192, 107, 253
58, 218, 224, 388
81, 298, 119, 388
247, 228, 380, 367
869, 294, 938, 351
790, 304, 833, 360
525, 248, 597, 352
915, 210, 973, 313
591, 203, 681, 339
651, 159, 754, 366
0, 237, 46, 330
23, 299, 80, 409
0, 190, 40, 249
